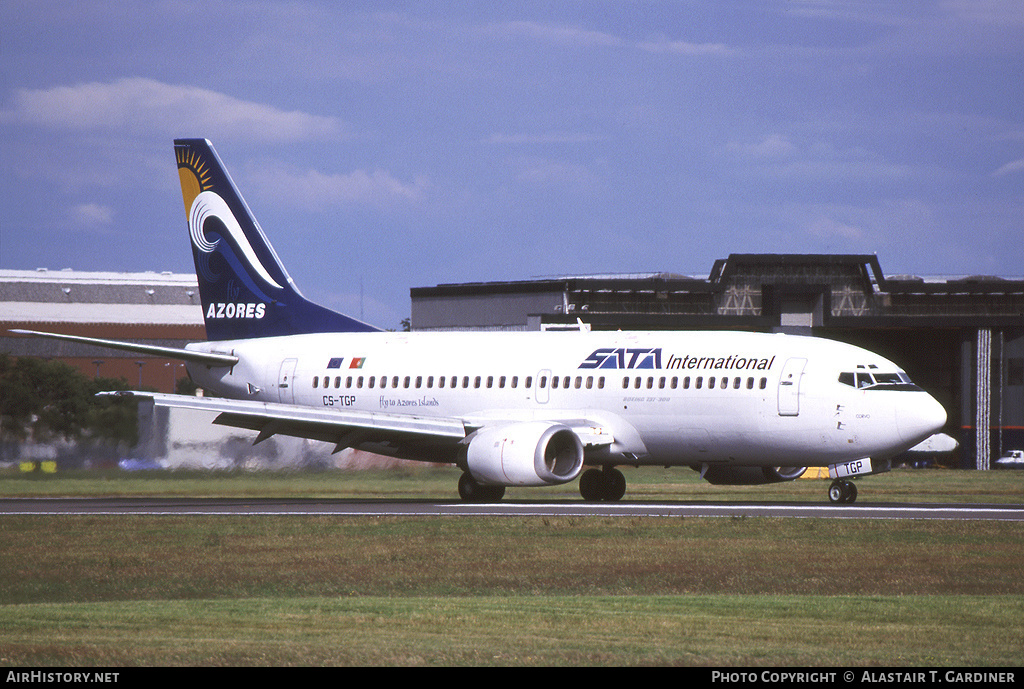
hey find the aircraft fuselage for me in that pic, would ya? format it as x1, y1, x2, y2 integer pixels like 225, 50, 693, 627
186, 329, 945, 469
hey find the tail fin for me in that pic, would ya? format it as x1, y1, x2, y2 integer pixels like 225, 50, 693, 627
174, 139, 379, 340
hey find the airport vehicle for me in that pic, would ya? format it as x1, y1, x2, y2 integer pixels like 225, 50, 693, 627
995, 450, 1024, 469
13, 139, 948, 503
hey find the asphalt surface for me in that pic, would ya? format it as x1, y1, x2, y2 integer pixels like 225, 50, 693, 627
2, 497, 1022, 520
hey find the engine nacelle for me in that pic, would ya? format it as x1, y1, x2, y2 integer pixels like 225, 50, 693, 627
465, 422, 585, 487
699, 465, 808, 486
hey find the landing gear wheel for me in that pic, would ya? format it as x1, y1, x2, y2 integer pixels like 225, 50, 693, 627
579, 469, 604, 501
828, 479, 857, 504
579, 467, 627, 502
603, 467, 626, 502
458, 473, 505, 503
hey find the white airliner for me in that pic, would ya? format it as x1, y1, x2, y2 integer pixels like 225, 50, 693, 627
14, 139, 948, 504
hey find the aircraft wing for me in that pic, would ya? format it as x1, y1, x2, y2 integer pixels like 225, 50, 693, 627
102, 391, 468, 459
101, 391, 614, 462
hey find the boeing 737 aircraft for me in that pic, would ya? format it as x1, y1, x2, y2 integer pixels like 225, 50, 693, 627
14, 139, 948, 503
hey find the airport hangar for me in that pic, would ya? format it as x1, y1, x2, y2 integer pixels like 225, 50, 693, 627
411, 254, 1024, 470
0, 268, 204, 393
2, 254, 1022, 470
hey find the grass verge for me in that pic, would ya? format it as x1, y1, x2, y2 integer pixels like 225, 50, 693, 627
0, 511, 1021, 666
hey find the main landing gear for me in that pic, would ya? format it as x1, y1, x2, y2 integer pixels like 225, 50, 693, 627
458, 473, 506, 503
828, 479, 858, 504
579, 467, 626, 502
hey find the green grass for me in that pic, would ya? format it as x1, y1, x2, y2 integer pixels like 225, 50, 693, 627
3, 595, 1020, 666
1, 466, 1022, 666
3, 463, 1024, 503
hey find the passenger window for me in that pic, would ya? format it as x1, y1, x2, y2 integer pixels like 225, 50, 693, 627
312, 376, 318, 388
746, 377, 754, 389
334, 376, 341, 388
759, 378, 767, 389
598, 377, 605, 389
525, 376, 532, 388
403, 376, 410, 388
487, 376, 493, 388
511, 376, 518, 388
696, 377, 703, 389
622, 377, 629, 389
575, 376, 582, 389
474, 376, 481, 389
708, 377, 716, 389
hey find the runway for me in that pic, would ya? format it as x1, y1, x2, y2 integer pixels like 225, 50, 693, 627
2, 497, 1022, 521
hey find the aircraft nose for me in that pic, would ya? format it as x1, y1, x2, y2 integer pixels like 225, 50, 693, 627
897, 393, 947, 445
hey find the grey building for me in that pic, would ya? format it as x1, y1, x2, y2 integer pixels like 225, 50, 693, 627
1, 268, 204, 392
412, 254, 1024, 469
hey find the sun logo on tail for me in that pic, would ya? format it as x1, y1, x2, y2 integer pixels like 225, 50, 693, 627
177, 147, 213, 212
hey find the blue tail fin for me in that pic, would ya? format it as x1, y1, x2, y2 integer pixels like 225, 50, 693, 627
174, 139, 379, 340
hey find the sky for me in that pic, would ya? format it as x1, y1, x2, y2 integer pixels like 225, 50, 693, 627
2, 1, 1022, 329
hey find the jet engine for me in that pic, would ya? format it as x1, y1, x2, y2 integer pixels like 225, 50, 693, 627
698, 465, 808, 485
464, 422, 585, 486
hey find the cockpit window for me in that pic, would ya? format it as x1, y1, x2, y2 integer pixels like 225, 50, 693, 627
839, 369, 921, 391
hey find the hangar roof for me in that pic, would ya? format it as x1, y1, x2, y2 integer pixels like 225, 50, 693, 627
411, 254, 1024, 331
0, 269, 203, 326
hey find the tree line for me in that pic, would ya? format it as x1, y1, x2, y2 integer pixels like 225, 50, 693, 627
0, 353, 138, 446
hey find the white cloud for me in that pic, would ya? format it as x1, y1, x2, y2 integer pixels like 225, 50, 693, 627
484, 132, 603, 145
637, 38, 733, 56
3, 78, 344, 142
247, 162, 430, 209
491, 21, 622, 48
941, 0, 1024, 25
992, 158, 1024, 177
805, 214, 866, 241
727, 134, 798, 160
71, 202, 114, 227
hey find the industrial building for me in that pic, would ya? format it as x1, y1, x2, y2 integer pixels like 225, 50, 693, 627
3, 255, 1021, 470
412, 254, 1024, 469
1, 268, 204, 392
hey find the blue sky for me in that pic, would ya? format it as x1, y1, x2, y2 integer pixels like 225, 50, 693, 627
2, 1, 1022, 329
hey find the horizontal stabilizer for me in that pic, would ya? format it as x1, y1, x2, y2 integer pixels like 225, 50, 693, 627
9, 329, 238, 366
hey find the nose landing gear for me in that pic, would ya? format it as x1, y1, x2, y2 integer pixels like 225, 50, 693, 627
828, 479, 858, 504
